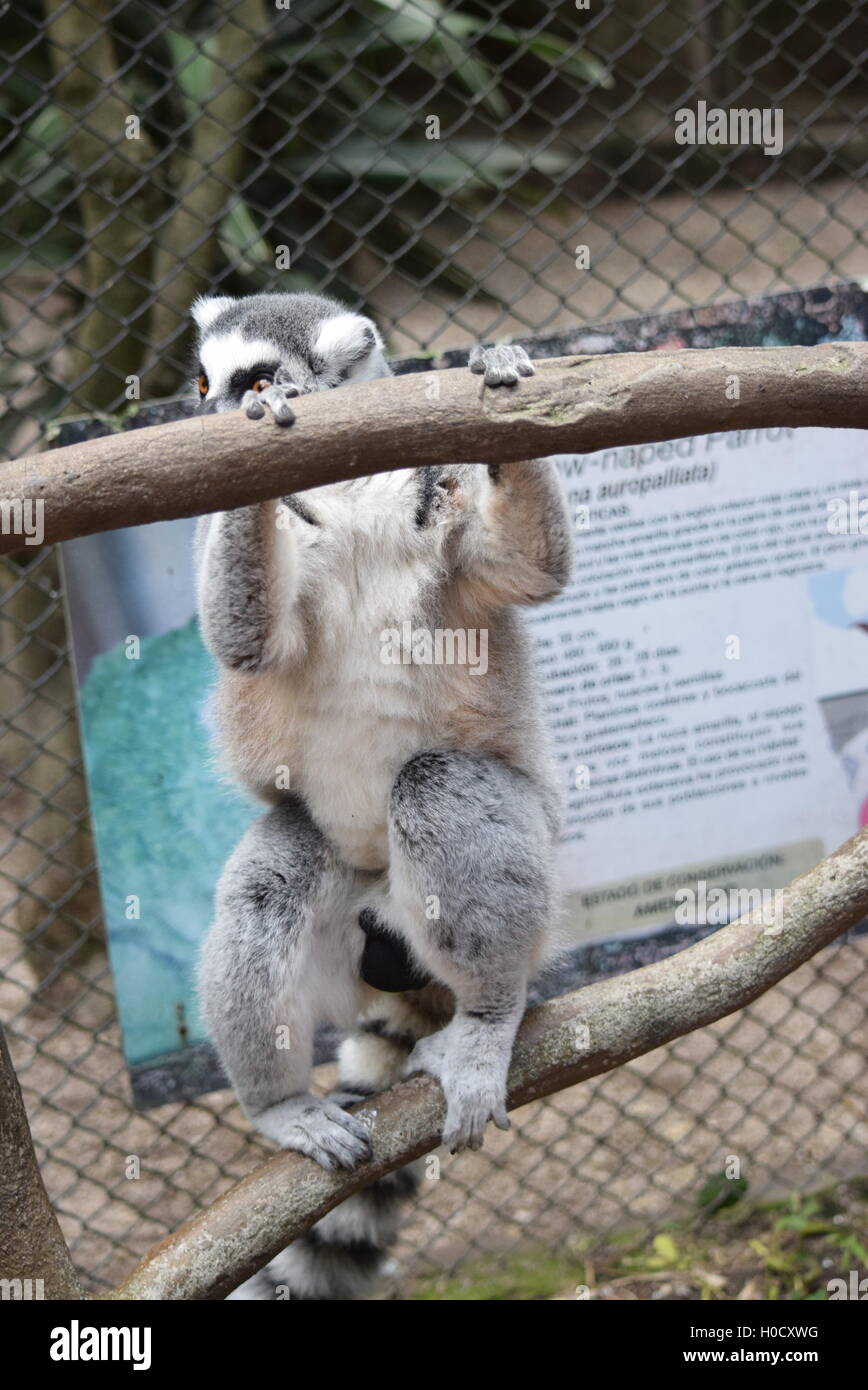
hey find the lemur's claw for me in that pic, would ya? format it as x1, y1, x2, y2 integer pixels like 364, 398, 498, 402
242, 383, 297, 426
469, 344, 535, 387
443, 1086, 510, 1154
242, 390, 265, 420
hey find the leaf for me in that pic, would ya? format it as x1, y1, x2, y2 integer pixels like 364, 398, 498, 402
653, 1234, 679, 1264
292, 5, 509, 116
166, 32, 218, 115
218, 203, 273, 273
775, 1215, 833, 1234
442, 51, 509, 119
520, 34, 613, 89
749, 1239, 795, 1274
282, 137, 570, 191
0, 105, 67, 180
368, 0, 455, 27
836, 1233, 868, 1264
696, 1171, 748, 1211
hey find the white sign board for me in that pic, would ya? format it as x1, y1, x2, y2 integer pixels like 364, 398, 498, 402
531, 427, 868, 943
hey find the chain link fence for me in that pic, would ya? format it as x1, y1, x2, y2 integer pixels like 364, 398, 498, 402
2, 0, 867, 1297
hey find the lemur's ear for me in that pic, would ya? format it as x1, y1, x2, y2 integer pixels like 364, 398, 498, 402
313, 312, 382, 366
191, 295, 236, 333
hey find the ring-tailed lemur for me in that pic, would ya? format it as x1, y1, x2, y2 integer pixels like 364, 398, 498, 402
192, 292, 572, 1299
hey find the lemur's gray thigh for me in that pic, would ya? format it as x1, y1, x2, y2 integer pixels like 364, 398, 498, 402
389, 750, 553, 1151
199, 797, 371, 1168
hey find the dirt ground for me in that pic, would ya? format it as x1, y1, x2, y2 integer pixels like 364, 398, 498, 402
412, 1177, 868, 1301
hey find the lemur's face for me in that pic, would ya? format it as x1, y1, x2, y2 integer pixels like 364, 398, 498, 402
191, 292, 389, 413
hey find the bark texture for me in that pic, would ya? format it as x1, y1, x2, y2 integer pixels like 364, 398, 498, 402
4, 342, 868, 552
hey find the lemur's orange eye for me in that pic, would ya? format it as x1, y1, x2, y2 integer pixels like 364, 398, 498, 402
251, 376, 272, 393
197, 373, 208, 397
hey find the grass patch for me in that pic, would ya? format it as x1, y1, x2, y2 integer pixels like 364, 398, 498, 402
408, 1177, 868, 1301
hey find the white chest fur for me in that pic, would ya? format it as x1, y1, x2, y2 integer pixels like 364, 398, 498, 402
231, 475, 455, 868
213, 470, 542, 869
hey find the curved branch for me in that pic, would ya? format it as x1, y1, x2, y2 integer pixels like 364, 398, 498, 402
0, 1027, 86, 1299
108, 826, 868, 1301
6, 341, 868, 552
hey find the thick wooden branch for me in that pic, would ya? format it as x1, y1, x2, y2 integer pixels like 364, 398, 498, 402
0, 1026, 86, 1299
5, 342, 868, 553
108, 826, 868, 1302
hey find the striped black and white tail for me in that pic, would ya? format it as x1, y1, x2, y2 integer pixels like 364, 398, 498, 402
227, 987, 448, 1300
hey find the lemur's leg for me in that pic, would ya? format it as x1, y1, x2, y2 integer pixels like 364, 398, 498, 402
388, 749, 554, 1154
227, 989, 452, 1300
198, 797, 372, 1170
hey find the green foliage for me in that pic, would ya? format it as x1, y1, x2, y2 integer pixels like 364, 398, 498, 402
165, 32, 219, 115
696, 1169, 750, 1213
407, 1180, 868, 1301
0, 0, 612, 354
413, 1251, 585, 1300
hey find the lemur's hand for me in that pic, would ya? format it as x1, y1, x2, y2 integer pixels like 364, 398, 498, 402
242, 382, 298, 426
468, 343, 534, 387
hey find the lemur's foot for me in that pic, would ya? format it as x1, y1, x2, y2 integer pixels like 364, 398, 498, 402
441, 1073, 511, 1154
404, 1028, 511, 1153
469, 343, 534, 387
402, 1028, 450, 1082
254, 1093, 373, 1170
242, 381, 298, 426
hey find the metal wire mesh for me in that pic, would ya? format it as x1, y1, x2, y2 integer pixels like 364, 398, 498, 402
2, 0, 867, 1297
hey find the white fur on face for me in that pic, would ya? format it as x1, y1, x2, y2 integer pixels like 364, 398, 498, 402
199, 330, 282, 403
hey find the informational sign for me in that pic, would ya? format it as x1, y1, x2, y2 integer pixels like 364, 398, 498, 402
535, 427, 868, 950
61, 285, 868, 1105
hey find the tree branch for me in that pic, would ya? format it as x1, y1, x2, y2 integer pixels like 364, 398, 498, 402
0, 1026, 86, 1299
5, 342, 868, 1298
107, 826, 868, 1301
6, 341, 868, 553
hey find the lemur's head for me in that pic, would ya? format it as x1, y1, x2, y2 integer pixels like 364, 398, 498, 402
191, 292, 389, 412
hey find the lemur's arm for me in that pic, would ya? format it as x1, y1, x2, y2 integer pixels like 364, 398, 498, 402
193, 341, 302, 673
451, 346, 574, 605
194, 503, 305, 672
453, 459, 573, 606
